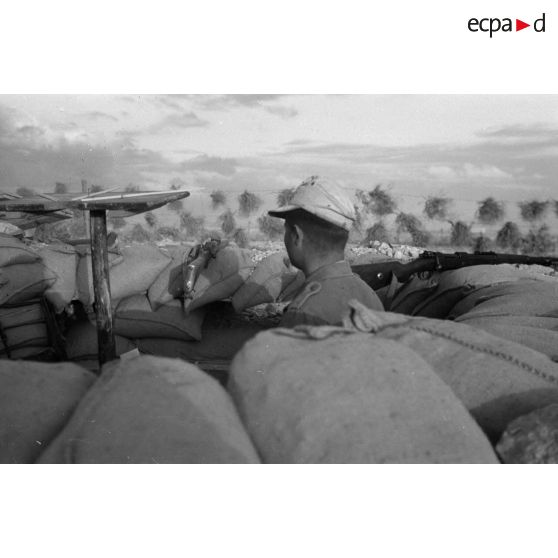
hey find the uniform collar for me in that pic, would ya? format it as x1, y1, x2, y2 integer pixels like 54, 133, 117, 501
305, 260, 353, 283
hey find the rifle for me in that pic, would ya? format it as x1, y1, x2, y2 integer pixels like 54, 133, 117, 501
351, 250, 558, 291
182, 237, 223, 299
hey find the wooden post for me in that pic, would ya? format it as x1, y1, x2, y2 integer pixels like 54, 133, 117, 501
89, 209, 116, 367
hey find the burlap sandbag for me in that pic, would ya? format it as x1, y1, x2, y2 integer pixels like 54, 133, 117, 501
38, 356, 261, 464
183, 246, 254, 312
0, 302, 50, 360
65, 319, 137, 372
114, 300, 206, 341
35, 243, 78, 313
147, 248, 189, 310
0, 360, 96, 463
448, 280, 558, 359
0, 235, 40, 267
229, 329, 498, 463
0, 262, 57, 306
335, 302, 558, 440
115, 293, 152, 313
389, 264, 549, 318
231, 252, 302, 312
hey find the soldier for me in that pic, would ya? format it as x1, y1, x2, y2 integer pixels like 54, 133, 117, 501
268, 176, 384, 327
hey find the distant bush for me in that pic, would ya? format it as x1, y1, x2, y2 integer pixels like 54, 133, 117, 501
276, 188, 296, 207
238, 190, 262, 217
450, 221, 472, 246
16, 187, 35, 197
155, 226, 181, 241
233, 228, 249, 248
395, 213, 430, 246
125, 184, 140, 193
257, 214, 284, 239
144, 212, 157, 228
472, 234, 493, 252
357, 185, 397, 217
423, 196, 450, 220
210, 190, 227, 210
90, 184, 104, 193
554, 200, 558, 217
220, 209, 237, 236
477, 197, 505, 225
179, 211, 205, 239
521, 225, 556, 256
54, 182, 68, 194
364, 221, 391, 245
496, 221, 522, 252
127, 224, 151, 243
518, 200, 549, 222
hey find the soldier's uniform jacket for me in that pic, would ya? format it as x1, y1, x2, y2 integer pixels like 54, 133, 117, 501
280, 260, 384, 328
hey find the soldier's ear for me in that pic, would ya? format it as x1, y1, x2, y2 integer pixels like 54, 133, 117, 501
292, 224, 304, 246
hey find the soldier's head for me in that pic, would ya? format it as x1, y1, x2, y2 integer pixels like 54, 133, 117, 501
268, 176, 355, 270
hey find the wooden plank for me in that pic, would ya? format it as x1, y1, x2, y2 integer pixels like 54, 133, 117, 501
72, 190, 190, 212
0, 200, 68, 212
89, 209, 116, 367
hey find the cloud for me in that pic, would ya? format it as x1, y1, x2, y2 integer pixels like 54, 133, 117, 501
200, 95, 285, 110
179, 154, 238, 176
477, 123, 558, 141
462, 163, 511, 179
81, 111, 119, 122
148, 111, 208, 132
264, 105, 298, 118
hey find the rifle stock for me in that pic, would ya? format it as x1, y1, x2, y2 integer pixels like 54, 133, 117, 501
351, 250, 558, 291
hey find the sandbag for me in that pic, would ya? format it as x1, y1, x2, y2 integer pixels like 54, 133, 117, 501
114, 301, 206, 341
0, 262, 57, 306
231, 251, 302, 312
38, 356, 261, 464
0, 360, 96, 463
338, 302, 558, 440
0, 235, 40, 267
0, 301, 51, 360
35, 243, 78, 313
229, 328, 498, 463
183, 245, 254, 312
65, 319, 137, 372
115, 293, 152, 313
390, 264, 549, 319
451, 280, 558, 320
147, 248, 188, 310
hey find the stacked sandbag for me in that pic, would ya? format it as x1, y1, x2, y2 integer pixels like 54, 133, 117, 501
114, 295, 206, 341
38, 356, 261, 464
229, 328, 498, 463
232, 251, 304, 312
0, 262, 57, 306
76, 244, 170, 307
0, 235, 40, 266
449, 279, 558, 360
496, 403, 558, 464
340, 302, 558, 441
34, 243, 78, 313
388, 264, 550, 318
147, 248, 189, 309
0, 301, 52, 360
65, 319, 137, 372
0, 360, 96, 463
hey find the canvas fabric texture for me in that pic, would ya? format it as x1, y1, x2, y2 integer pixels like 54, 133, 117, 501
38, 356, 261, 464
229, 328, 498, 464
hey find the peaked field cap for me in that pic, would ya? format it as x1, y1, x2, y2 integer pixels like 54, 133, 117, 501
268, 176, 356, 231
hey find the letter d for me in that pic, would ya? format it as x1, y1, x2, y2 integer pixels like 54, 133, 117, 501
534, 13, 545, 32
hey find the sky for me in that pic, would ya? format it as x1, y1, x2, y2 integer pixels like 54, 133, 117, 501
1, 94, 557, 229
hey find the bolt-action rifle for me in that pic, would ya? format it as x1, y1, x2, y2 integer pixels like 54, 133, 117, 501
351, 250, 558, 291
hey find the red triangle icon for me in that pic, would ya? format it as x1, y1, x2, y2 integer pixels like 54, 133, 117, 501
516, 19, 530, 31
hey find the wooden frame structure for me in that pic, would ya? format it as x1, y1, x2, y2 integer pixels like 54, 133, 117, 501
0, 189, 190, 367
